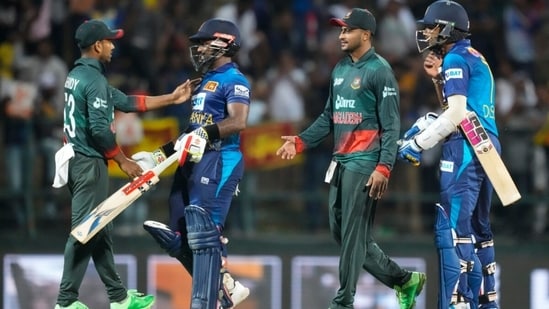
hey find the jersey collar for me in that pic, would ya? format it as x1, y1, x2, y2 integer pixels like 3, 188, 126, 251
210, 62, 237, 74
74, 58, 106, 74
348, 47, 376, 64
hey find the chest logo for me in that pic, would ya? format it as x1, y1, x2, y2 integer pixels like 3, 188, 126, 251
351, 77, 361, 90
204, 81, 219, 92
333, 78, 344, 86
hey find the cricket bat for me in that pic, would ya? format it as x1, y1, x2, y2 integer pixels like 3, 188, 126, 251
71, 138, 193, 244
460, 111, 521, 206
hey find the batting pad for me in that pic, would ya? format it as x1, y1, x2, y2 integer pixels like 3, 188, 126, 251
185, 205, 222, 309
434, 204, 461, 309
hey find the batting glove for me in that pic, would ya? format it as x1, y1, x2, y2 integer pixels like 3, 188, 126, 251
131, 148, 167, 170
403, 112, 438, 140
397, 138, 423, 166
174, 131, 207, 164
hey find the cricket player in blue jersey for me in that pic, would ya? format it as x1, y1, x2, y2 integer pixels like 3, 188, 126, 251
398, 1, 500, 308
132, 18, 250, 309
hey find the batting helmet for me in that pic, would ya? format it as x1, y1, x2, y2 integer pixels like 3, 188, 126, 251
416, 0, 470, 52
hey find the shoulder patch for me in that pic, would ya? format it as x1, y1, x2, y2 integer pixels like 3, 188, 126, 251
234, 84, 250, 98
204, 81, 219, 92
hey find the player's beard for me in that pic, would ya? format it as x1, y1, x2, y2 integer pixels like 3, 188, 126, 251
341, 38, 360, 54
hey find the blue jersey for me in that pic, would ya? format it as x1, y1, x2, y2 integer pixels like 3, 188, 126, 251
442, 40, 498, 137
189, 62, 251, 151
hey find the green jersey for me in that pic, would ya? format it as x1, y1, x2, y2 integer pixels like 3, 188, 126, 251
299, 47, 400, 173
62, 58, 147, 159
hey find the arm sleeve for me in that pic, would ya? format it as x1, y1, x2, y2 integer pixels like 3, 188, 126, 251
374, 66, 400, 168
111, 86, 147, 112
86, 79, 120, 158
298, 85, 334, 149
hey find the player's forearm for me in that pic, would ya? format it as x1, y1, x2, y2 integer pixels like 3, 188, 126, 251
216, 117, 246, 138
414, 95, 467, 150
143, 94, 180, 110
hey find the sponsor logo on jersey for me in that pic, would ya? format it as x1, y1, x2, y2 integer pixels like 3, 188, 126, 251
445, 68, 463, 80
382, 86, 397, 98
190, 111, 214, 126
351, 77, 361, 89
334, 95, 356, 109
192, 93, 206, 111
234, 85, 250, 98
333, 77, 344, 86
440, 160, 454, 173
204, 81, 219, 92
92, 97, 108, 109
201, 176, 210, 184
333, 112, 363, 124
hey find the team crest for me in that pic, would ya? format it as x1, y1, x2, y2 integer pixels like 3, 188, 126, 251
351, 77, 361, 90
204, 81, 219, 92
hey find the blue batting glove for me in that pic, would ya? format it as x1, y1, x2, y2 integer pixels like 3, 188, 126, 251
403, 112, 438, 140
397, 139, 423, 166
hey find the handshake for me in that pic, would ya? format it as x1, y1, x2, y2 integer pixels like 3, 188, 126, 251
397, 112, 438, 167
132, 129, 208, 170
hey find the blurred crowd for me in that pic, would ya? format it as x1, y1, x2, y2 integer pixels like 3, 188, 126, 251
1, 0, 549, 238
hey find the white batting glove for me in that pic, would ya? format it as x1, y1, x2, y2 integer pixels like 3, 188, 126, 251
403, 112, 438, 140
174, 132, 207, 164
131, 151, 157, 170
131, 147, 168, 170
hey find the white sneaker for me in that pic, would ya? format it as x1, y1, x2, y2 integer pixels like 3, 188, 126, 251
451, 303, 471, 309
223, 272, 250, 308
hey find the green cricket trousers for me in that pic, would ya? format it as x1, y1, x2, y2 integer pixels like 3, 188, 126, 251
56, 153, 127, 306
328, 162, 410, 308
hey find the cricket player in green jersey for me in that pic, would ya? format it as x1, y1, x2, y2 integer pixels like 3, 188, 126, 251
276, 8, 426, 309
54, 20, 198, 309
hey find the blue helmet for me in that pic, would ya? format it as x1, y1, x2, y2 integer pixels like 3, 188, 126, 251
416, 1, 470, 52
189, 19, 241, 73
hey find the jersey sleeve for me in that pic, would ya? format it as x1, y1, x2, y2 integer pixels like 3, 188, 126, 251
299, 84, 334, 148
86, 78, 120, 158
373, 66, 400, 168
111, 86, 147, 112
442, 53, 469, 97
225, 75, 251, 105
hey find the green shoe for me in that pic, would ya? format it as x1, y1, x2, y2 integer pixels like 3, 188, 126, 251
54, 301, 89, 309
110, 289, 155, 309
394, 272, 426, 309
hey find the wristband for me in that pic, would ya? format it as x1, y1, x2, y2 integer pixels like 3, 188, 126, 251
202, 124, 220, 141
375, 164, 391, 178
295, 136, 306, 153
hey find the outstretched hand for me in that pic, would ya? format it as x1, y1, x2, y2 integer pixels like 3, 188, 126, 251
276, 136, 298, 160
172, 78, 202, 104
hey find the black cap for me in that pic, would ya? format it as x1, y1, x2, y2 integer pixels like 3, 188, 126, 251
189, 18, 241, 47
329, 8, 377, 35
75, 19, 124, 49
